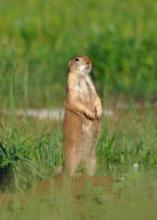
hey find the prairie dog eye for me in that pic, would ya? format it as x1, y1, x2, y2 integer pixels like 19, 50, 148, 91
75, 58, 79, 61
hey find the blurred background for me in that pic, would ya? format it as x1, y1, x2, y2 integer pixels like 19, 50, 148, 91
0, 0, 157, 109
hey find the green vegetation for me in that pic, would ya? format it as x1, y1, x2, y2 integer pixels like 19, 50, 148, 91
1, 0, 157, 107
0, 109, 157, 219
1, 108, 157, 188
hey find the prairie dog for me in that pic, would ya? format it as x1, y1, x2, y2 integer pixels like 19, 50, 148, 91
63, 56, 102, 177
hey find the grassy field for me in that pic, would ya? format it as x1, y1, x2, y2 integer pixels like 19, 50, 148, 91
1, 0, 157, 108
1, 108, 157, 187
0, 108, 157, 219
1, 0, 157, 219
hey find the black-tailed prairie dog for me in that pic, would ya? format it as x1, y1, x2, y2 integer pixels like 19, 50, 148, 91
63, 56, 103, 177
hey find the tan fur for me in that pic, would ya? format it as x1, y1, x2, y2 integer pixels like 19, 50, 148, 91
63, 56, 103, 177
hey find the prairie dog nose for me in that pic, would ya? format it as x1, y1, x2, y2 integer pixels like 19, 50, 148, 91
86, 60, 91, 65
83, 57, 91, 65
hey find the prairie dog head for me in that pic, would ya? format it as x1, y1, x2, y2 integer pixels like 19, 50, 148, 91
68, 56, 92, 75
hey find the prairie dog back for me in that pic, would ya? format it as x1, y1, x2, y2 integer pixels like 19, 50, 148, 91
63, 56, 102, 177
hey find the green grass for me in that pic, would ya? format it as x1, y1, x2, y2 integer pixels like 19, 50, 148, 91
1, 108, 157, 188
0, 109, 157, 219
1, 0, 157, 108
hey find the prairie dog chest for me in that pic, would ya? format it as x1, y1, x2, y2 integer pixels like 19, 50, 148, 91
76, 76, 96, 100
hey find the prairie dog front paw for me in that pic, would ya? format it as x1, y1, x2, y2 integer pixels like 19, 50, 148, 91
84, 109, 95, 120
95, 105, 103, 118
95, 98, 103, 119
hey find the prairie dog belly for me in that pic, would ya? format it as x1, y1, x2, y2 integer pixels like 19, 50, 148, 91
63, 110, 101, 159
